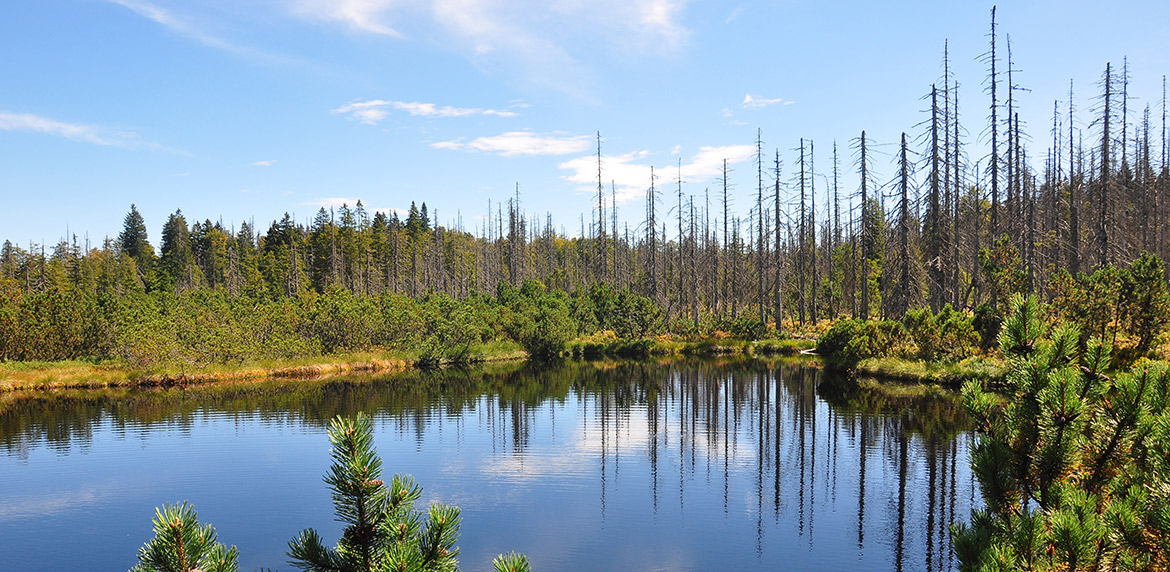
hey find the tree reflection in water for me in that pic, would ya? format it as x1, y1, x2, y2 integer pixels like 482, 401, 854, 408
1, 358, 976, 572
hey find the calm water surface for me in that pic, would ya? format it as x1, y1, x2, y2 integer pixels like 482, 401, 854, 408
0, 359, 976, 571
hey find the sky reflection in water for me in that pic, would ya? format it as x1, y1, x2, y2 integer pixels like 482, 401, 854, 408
0, 359, 976, 571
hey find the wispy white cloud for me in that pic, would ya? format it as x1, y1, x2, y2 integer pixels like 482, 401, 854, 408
252, 159, 277, 167
433, 131, 591, 157
549, 0, 690, 53
333, 101, 392, 124
291, 0, 402, 37
0, 111, 165, 150
105, 0, 290, 64
559, 144, 755, 205
724, 6, 745, 24
684, 145, 756, 179
333, 99, 518, 124
305, 197, 363, 209
107, 0, 693, 99
741, 94, 792, 109
112, 0, 691, 99
429, 0, 596, 97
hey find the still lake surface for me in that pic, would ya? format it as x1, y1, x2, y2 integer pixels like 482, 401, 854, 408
1, 358, 976, 571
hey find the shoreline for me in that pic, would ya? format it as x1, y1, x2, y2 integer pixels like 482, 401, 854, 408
0, 338, 1015, 393
0, 337, 822, 393
846, 355, 1008, 386
0, 349, 529, 393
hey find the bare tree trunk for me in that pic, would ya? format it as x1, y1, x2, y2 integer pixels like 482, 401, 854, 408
953, 79, 963, 309
774, 150, 784, 330
798, 139, 807, 324
898, 132, 912, 317
859, 131, 870, 321
988, 6, 1001, 240
1099, 62, 1113, 268
810, 140, 818, 325
1070, 80, 1081, 276
929, 84, 944, 311
757, 129, 767, 325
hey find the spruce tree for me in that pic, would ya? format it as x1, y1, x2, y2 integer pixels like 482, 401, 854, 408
118, 204, 155, 286
118, 204, 153, 262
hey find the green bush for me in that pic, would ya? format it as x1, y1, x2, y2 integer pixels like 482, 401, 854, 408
131, 503, 238, 572
902, 304, 978, 362
501, 280, 575, 358
1050, 251, 1170, 365
581, 283, 661, 339
816, 318, 906, 367
714, 312, 766, 341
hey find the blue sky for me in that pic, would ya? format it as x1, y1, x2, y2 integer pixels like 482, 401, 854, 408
3, 0, 1169, 246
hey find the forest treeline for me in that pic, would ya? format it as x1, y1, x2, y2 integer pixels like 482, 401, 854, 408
3, 7, 1170, 366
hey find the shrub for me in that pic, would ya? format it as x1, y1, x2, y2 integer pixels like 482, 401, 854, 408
955, 293, 1170, 571
130, 502, 238, 572
816, 318, 906, 367
501, 280, 575, 358
713, 312, 766, 341
902, 304, 978, 361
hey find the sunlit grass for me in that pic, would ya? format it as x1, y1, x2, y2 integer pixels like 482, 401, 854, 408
854, 355, 1007, 386
0, 341, 527, 393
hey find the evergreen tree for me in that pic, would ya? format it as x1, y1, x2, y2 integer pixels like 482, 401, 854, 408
131, 502, 239, 572
159, 210, 198, 292
955, 294, 1170, 571
118, 204, 155, 286
287, 413, 528, 572
133, 415, 530, 572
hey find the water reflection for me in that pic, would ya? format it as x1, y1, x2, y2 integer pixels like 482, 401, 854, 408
0, 358, 975, 572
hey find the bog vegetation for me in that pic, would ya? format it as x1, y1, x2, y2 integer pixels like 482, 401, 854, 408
4, 9, 1170, 370
955, 294, 1170, 571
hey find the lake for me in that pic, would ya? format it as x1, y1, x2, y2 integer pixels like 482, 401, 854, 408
0, 358, 976, 571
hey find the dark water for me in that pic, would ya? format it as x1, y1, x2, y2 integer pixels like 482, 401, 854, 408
0, 359, 976, 571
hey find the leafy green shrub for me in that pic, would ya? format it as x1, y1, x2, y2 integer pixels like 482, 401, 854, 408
131, 502, 238, 572
971, 301, 1001, 351
501, 280, 575, 358
1117, 251, 1170, 356
713, 312, 766, 341
568, 283, 663, 339
902, 304, 978, 361
816, 318, 906, 367
1050, 251, 1170, 365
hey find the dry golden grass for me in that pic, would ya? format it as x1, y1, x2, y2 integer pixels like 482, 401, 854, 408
0, 345, 527, 393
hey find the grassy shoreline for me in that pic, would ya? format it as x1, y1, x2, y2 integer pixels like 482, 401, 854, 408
0, 346, 529, 392
848, 355, 1008, 386
2, 336, 1013, 393
0, 336, 820, 393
